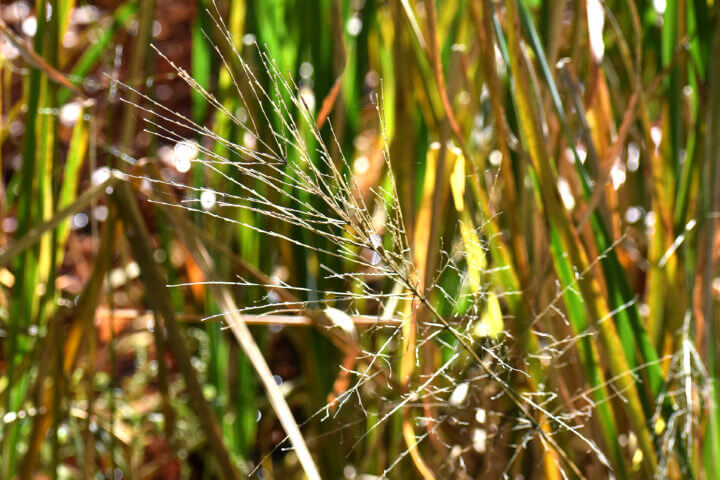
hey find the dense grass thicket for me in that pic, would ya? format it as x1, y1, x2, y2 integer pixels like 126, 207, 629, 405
1, 0, 720, 478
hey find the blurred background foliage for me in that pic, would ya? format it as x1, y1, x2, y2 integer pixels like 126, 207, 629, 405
1, 0, 720, 478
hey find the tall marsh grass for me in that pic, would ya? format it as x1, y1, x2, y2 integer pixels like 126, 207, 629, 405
1, 0, 720, 479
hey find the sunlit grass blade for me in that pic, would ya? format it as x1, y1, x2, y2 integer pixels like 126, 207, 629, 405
501, 0, 657, 473
515, 0, 664, 400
